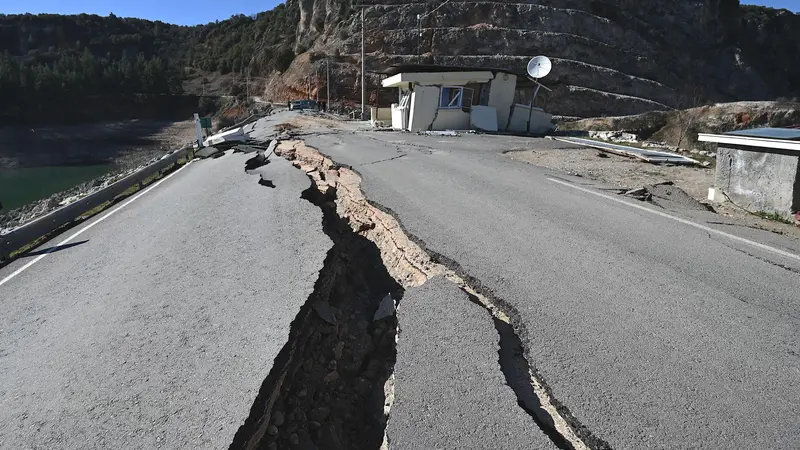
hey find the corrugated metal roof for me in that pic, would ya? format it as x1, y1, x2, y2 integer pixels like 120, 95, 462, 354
725, 128, 800, 141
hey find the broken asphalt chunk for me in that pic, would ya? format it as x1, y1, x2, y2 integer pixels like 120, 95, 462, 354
195, 146, 223, 159
373, 293, 395, 321
266, 139, 278, 156
313, 301, 338, 325
244, 152, 270, 171
623, 187, 652, 202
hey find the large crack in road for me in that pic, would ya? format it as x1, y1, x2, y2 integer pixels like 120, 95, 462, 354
230, 151, 403, 449
248, 140, 611, 450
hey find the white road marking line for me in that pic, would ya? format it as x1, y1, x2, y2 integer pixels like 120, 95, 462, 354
0, 161, 193, 288
547, 177, 800, 263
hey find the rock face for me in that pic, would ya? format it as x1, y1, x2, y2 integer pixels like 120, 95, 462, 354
558, 101, 800, 147
259, 0, 800, 118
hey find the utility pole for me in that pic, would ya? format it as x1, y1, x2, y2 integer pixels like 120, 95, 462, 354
417, 14, 422, 64
326, 59, 330, 108
361, 6, 366, 119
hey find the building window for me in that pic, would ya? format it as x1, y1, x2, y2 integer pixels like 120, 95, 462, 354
439, 87, 474, 108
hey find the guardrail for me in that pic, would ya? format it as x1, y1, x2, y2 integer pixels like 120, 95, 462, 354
0, 146, 192, 261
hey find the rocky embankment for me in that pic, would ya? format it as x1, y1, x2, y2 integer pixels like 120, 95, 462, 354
557, 101, 800, 148
0, 120, 195, 170
0, 152, 183, 234
258, 0, 799, 118
0, 120, 197, 233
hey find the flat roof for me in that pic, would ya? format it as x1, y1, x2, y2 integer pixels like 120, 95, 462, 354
698, 132, 800, 155
381, 64, 524, 77
725, 128, 800, 141
381, 64, 542, 89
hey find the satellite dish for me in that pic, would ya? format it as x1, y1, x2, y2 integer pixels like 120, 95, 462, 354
527, 56, 552, 79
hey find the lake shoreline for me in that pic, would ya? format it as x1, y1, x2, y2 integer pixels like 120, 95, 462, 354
0, 120, 196, 232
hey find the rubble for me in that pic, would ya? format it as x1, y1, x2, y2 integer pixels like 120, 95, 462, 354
588, 130, 640, 143
373, 294, 395, 321
623, 181, 715, 211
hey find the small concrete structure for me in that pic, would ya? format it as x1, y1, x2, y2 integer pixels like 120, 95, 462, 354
369, 106, 393, 127
699, 128, 800, 220
380, 65, 553, 134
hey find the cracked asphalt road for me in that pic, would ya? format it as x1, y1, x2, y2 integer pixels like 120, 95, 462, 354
288, 116, 800, 449
0, 152, 330, 449
3, 109, 798, 449
390, 276, 558, 450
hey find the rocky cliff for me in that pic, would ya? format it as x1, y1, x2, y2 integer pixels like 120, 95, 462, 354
257, 0, 800, 118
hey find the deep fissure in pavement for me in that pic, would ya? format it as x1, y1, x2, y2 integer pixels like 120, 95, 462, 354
277, 140, 612, 450
427, 249, 613, 450
229, 173, 403, 449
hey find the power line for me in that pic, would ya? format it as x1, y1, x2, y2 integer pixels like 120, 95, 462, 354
420, 0, 453, 20
417, 0, 454, 62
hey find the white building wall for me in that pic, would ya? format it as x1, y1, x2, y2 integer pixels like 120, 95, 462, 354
529, 109, 554, 134
391, 105, 406, 130
408, 85, 440, 131
507, 105, 554, 134
507, 105, 529, 133
487, 73, 517, 130
470, 105, 499, 132
432, 108, 471, 130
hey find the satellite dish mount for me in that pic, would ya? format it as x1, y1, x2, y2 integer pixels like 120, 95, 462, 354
525, 56, 552, 107
525, 56, 553, 133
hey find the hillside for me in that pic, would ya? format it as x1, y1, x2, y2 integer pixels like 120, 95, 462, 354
0, 10, 297, 123
1, 0, 799, 122
267, 0, 800, 117
558, 100, 800, 147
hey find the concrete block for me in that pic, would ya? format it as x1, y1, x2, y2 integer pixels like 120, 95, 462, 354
715, 146, 800, 215
470, 105, 499, 132
707, 187, 725, 203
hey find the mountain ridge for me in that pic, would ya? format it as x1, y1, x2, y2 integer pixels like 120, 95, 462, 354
1, 0, 798, 121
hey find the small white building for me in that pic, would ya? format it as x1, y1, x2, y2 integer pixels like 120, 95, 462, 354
699, 128, 800, 222
378, 65, 553, 134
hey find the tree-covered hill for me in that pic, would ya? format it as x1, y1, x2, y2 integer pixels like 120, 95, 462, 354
0, 7, 299, 123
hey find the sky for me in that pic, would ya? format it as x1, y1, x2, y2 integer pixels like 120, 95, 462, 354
741, 0, 800, 12
0, 0, 284, 25
0, 0, 797, 26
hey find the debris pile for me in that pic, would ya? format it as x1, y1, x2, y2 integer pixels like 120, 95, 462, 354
588, 130, 639, 143
623, 181, 715, 211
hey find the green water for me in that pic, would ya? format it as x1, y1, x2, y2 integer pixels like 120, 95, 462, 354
0, 165, 115, 212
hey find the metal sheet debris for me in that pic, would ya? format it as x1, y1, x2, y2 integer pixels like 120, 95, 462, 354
555, 137, 699, 165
